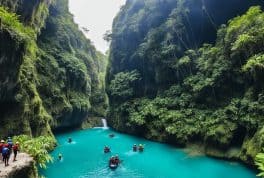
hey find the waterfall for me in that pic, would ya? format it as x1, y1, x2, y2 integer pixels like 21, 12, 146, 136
102, 118, 108, 129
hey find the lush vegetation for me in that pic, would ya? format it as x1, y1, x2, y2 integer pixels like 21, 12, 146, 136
256, 150, 264, 177
0, 0, 107, 137
0, 1, 107, 177
36, 0, 107, 130
13, 135, 55, 168
0, 4, 53, 137
106, 0, 264, 168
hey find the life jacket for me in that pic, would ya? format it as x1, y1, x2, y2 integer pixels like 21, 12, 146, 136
13, 144, 19, 151
0, 143, 3, 151
2, 147, 9, 155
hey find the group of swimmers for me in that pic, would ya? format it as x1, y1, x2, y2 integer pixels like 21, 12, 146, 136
0, 137, 19, 167
59, 134, 145, 170
104, 134, 145, 169
105, 143, 144, 169
57, 137, 73, 161
104, 143, 144, 154
133, 144, 144, 152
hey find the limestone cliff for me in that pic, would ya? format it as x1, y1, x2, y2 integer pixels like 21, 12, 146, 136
106, 0, 264, 166
0, 0, 107, 137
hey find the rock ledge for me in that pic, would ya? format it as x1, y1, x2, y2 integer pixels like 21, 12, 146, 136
0, 153, 36, 178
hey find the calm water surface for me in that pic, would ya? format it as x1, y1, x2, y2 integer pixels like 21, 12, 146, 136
40, 128, 256, 178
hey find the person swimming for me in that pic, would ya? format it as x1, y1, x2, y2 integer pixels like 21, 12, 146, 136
109, 156, 115, 165
58, 153, 63, 161
114, 155, 120, 165
104, 146, 110, 153
138, 144, 144, 152
109, 133, 115, 138
68, 137, 72, 143
133, 144, 137, 152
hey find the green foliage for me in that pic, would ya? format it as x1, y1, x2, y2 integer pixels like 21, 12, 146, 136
35, 0, 108, 128
243, 54, 264, 71
226, 6, 264, 66
109, 70, 141, 101
107, 1, 264, 167
0, 6, 35, 40
13, 135, 55, 169
256, 150, 264, 177
243, 54, 264, 80
0, 0, 107, 137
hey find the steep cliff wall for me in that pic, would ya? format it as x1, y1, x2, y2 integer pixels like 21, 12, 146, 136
0, 0, 107, 137
106, 0, 264, 165
37, 0, 107, 130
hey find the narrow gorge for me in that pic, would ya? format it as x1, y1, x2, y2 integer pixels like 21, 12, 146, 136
0, 0, 264, 177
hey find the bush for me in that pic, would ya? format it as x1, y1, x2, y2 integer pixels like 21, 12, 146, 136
13, 135, 55, 169
256, 150, 264, 177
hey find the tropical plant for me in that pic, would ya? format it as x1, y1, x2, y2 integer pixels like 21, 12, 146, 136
256, 150, 264, 177
13, 135, 55, 169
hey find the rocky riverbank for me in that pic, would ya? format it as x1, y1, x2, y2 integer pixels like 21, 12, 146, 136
0, 153, 37, 178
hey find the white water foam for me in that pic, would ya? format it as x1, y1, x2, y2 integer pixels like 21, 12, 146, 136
101, 118, 109, 129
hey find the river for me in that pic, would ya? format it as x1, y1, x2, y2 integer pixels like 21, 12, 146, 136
40, 128, 256, 178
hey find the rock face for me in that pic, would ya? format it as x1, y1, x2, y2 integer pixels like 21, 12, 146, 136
0, 153, 36, 178
0, 0, 107, 137
106, 0, 264, 166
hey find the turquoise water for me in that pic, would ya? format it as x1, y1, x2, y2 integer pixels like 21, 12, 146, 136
40, 128, 256, 178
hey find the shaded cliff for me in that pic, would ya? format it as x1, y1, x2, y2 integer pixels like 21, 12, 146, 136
0, 0, 107, 137
106, 0, 264, 166
37, 0, 107, 130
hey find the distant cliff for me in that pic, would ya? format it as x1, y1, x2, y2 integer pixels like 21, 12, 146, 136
0, 0, 107, 137
106, 0, 264, 166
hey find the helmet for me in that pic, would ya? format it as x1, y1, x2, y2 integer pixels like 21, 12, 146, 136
16, 142, 19, 144
0, 140, 4, 143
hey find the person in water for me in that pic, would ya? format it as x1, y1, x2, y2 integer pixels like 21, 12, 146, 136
114, 155, 120, 165
104, 145, 110, 153
58, 153, 63, 161
133, 144, 137, 152
13, 142, 19, 161
109, 133, 115, 138
68, 137, 72, 143
138, 144, 144, 152
109, 156, 115, 165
